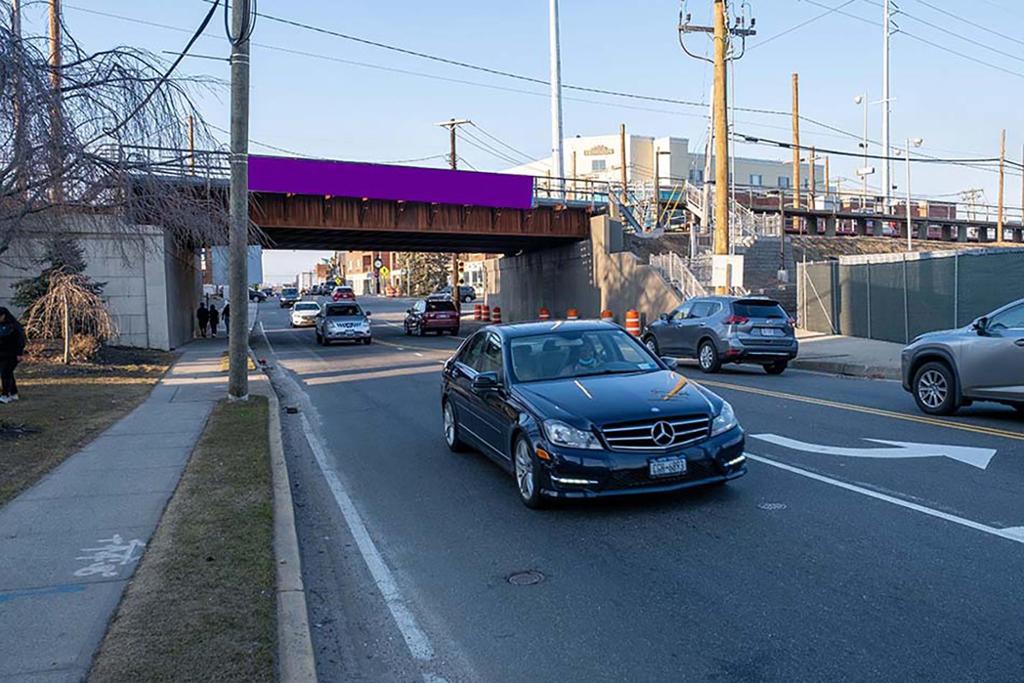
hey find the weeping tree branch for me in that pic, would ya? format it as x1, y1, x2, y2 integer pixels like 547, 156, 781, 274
0, 1, 234, 257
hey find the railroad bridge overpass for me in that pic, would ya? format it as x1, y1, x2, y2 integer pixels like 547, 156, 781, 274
246, 155, 594, 254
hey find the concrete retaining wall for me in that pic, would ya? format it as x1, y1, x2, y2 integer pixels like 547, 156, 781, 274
0, 216, 201, 350
485, 215, 682, 324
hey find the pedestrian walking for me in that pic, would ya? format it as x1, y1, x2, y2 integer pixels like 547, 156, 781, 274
197, 302, 209, 338
0, 307, 26, 404
222, 303, 230, 333
209, 304, 220, 338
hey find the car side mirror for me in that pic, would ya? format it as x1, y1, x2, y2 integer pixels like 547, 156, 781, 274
365, 311, 372, 316
472, 371, 500, 392
659, 313, 670, 322
973, 317, 988, 335
661, 356, 679, 370
407, 308, 414, 314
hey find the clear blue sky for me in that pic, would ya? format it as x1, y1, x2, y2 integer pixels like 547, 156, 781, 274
29, 1, 1024, 282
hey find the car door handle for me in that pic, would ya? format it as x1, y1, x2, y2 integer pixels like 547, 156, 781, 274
1015, 339, 1024, 347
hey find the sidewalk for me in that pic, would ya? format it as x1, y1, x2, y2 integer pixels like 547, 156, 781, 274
0, 338, 246, 681
791, 330, 904, 380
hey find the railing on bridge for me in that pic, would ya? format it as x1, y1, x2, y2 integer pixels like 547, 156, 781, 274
651, 252, 708, 300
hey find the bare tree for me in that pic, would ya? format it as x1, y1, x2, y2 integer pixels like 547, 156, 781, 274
24, 268, 116, 364
0, 1, 234, 258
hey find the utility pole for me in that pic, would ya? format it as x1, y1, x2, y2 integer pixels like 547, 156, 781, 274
881, 0, 892, 214
571, 149, 577, 200
548, 0, 565, 198
808, 147, 817, 209
824, 156, 830, 205
997, 129, 1006, 245
436, 119, 471, 170
619, 123, 628, 201
48, 0, 62, 205
679, 1, 755, 291
791, 73, 800, 212
711, 0, 730, 284
227, 0, 253, 401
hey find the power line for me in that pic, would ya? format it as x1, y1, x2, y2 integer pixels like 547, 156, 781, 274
457, 131, 524, 167
468, 122, 535, 164
748, 0, 858, 49
802, 0, 1024, 80
910, 0, 1024, 49
734, 132, 1010, 165
860, 0, 1024, 66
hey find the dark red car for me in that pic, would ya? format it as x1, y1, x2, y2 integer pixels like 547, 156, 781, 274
404, 298, 460, 336
331, 285, 356, 302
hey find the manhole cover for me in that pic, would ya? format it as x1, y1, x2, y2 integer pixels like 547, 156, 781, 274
507, 570, 545, 586
758, 502, 787, 511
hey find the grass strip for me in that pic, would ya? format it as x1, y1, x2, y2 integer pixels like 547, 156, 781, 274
89, 396, 275, 683
0, 348, 174, 507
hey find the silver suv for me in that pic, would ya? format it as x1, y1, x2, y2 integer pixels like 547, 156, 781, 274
643, 296, 798, 374
901, 298, 1024, 415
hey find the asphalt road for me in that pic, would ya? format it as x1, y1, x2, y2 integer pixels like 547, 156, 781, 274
256, 295, 1024, 683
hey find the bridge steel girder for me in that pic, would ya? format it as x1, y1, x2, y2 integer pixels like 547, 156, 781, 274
250, 192, 592, 253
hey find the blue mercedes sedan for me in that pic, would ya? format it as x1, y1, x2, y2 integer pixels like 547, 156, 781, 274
440, 320, 747, 508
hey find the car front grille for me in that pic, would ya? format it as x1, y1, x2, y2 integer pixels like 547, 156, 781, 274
599, 414, 711, 451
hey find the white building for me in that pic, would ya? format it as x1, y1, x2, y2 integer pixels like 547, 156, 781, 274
507, 132, 825, 193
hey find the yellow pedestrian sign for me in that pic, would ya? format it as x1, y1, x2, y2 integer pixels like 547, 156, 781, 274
379, 266, 390, 278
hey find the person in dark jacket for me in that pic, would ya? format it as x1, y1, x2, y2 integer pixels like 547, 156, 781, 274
0, 307, 26, 403
197, 302, 209, 338
209, 304, 220, 338
222, 303, 230, 333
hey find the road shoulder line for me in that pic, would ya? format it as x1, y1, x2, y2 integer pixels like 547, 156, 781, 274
746, 451, 1024, 546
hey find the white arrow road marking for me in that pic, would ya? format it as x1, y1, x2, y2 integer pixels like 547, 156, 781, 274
751, 434, 997, 470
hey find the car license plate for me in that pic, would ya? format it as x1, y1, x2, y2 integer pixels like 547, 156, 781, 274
759, 327, 784, 337
649, 456, 687, 478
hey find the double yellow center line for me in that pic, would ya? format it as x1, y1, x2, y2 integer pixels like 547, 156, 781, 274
699, 379, 1024, 442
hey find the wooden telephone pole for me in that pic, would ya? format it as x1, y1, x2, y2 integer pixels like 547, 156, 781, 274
679, 1, 755, 294
436, 119, 471, 307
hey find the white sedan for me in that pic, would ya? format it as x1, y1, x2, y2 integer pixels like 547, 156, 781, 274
290, 301, 321, 328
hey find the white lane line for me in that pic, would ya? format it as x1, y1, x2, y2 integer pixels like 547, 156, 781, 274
415, 352, 425, 358
746, 452, 1024, 546
301, 413, 439, 661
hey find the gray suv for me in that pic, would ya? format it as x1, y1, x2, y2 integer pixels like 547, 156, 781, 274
643, 296, 798, 374
901, 298, 1024, 415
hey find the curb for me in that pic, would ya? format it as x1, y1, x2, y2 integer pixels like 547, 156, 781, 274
791, 358, 900, 380
265, 387, 318, 682
251, 306, 317, 683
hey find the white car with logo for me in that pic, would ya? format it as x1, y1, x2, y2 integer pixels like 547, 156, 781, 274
290, 301, 321, 328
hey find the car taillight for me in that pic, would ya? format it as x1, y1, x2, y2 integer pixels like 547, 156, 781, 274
723, 315, 749, 325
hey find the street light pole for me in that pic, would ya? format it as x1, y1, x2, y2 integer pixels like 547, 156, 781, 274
881, 0, 892, 214
548, 0, 565, 199
227, 0, 253, 401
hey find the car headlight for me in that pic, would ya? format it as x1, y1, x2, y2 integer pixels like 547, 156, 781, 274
710, 401, 738, 437
543, 419, 602, 450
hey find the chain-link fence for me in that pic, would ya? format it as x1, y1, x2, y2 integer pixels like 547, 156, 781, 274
798, 247, 1024, 343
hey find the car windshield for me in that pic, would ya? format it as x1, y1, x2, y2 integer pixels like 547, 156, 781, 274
325, 304, 362, 317
509, 329, 660, 382
282, 288, 298, 296
294, 303, 319, 312
426, 300, 457, 312
733, 300, 787, 319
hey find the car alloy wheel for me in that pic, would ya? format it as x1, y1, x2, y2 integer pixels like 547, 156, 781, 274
442, 400, 467, 452
514, 438, 546, 508
644, 335, 659, 355
917, 369, 948, 409
698, 341, 721, 373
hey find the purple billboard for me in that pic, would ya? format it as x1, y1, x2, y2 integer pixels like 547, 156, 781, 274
248, 155, 534, 210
